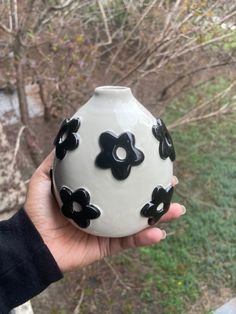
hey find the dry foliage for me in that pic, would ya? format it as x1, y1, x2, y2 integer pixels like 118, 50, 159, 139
0, 0, 236, 123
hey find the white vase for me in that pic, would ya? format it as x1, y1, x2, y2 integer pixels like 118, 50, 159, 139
51, 86, 176, 237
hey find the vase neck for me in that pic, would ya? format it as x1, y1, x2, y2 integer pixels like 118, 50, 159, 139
94, 86, 133, 103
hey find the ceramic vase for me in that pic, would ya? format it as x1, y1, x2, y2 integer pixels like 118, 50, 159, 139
51, 86, 176, 237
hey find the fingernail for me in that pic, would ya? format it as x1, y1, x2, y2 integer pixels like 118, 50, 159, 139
181, 205, 186, 215
172, 176, 179, 185
161, 230, 167, 239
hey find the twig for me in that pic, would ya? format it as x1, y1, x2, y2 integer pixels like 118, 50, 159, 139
97, 0, 112, 46
106, 0, 158, 73
169, 105, 233, 129
104, 258, 131, 290
0, 21, 13, 34
73, 289, 84, 314
50, 0, 75, 11
166, 231, 176, 237
168, 81, 236, 129
12, 0, 18, 30
158, 61, 236, 101
113, 37, 170, 85
7, 0, 12, 31
32, 0, 77, 33
9, 125, 26, 175
219, 8, 236, 24
24, 179, 30, 185
162, 32, 235, 67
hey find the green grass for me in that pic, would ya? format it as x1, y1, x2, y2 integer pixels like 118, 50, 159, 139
139, 78, 236, 313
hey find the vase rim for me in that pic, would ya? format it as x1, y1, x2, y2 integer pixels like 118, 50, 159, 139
94, 86, 132, 97
95, 86, 130, 91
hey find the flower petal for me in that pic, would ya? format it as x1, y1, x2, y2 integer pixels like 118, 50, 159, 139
131, 147, 145, 165
99, 132, 117, 150
73, 188, 90, 207
95, 151, 112, 168
53, 119, 68, 146
60, 186, 73, 204
112, 161, 131, 180
72, 212, 90, 228
56, 145, 67, 160
119, 132, 132, 145
61, 204, 73, 218
140, 202, 153, 217
152, 186, 174, 204
68, 117, 80, 132
85, 205, 101, 219
64, 134, 79, 151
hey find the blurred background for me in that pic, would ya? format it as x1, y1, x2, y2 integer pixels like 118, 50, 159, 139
0, 0, 236, 313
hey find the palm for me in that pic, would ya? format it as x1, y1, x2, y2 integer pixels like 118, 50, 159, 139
25, 152, 184, 272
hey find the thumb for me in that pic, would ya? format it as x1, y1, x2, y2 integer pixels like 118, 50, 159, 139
34, 151, 55, 180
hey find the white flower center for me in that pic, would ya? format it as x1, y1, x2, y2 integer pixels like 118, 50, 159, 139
156, 203, 164, 213
59, 131, 68, 143
73, 202, 82, 212
115, 146, 127, 160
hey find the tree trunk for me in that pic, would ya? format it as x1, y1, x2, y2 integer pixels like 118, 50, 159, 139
38, 78, 51, 122
15, 58, 29, 125
13, 32, 29, 126
13, 32, 42, 167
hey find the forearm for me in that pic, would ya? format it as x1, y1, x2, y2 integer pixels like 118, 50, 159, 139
0, 209, 63, 313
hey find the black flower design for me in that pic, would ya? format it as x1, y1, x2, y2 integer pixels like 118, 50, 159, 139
49, 168, 55, 197
152, 118, 176, 161
60, 186, 101, 228
141, 185, 174, 225
95, 131, 145, 180
53, 118, 80, 160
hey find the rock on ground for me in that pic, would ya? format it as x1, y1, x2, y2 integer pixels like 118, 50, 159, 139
214, 298, 236, 314
11, 301, 34, 314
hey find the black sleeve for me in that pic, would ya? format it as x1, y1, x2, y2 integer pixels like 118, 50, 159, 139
0, 208, 63, 313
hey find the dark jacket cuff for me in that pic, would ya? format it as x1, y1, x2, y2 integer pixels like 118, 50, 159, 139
0, 208, 63, 313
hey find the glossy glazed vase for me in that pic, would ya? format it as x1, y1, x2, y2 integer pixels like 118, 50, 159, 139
51, 86, 176, 237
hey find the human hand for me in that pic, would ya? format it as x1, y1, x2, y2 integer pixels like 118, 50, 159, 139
24, 152, 185, 273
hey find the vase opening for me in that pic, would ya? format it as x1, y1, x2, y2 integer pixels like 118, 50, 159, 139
96, 86, 128, 91
94, 86, 132, 99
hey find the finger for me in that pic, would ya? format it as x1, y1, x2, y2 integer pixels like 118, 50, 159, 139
107, 227, 166, 256
159, 203, 186, 223
171, 175, 179, 186
119, 228, 166, 250
37, 150, 55, 176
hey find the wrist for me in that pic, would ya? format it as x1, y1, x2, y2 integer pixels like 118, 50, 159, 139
23, 205, 65, 272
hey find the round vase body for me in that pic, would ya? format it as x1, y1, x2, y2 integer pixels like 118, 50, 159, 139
52, 86, 175, 237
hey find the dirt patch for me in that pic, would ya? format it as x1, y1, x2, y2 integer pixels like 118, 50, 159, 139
188, 285, 234, 314
31, 252, 164, 314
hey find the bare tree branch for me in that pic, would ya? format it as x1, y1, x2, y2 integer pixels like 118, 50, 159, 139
12, 0, 18, 30
97, 0, 112, 46
104, 258, 131, 290
106, 0, 159, 73
0, 21, 13, 34
50, 0, 76, 11
158, 61, 236, 101
168, 81, 236, 129
73, 289, 84, 314
9, 125, 26, 176
219, 8, 236, 24
169, 105, 234, 129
